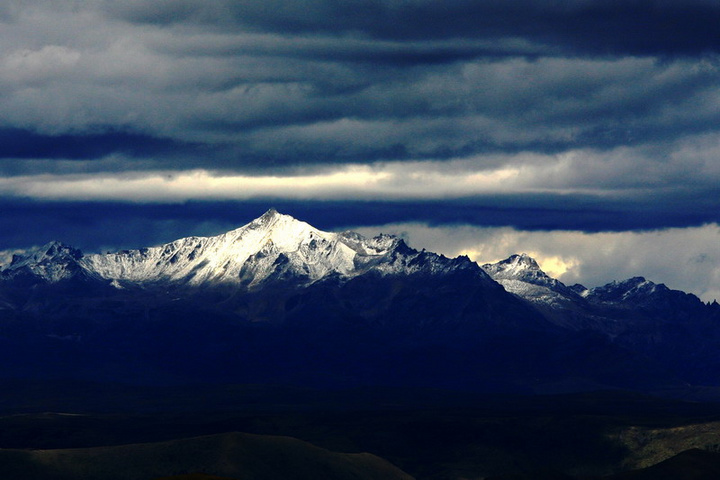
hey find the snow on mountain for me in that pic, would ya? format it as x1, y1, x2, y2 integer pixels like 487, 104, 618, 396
77, 209, 485, 289
1, 215, 697, 315
481, 254, 697, 314
0, 241, 86, 283
581, 276, 709, 314
482, 254, 553, 285
585, 277, 667, 304
480, 253, 719, 343
2, 212, 719, 392
481, 253, 581, 308
82, 209, 352, 287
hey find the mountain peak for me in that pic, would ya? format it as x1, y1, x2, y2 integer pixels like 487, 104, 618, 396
482, 253, 545, 280
256, 207, 283, 223
481, 253, 582, 309
598, 277, 652, 292
79, 210, 490, 289
0, 241, 85, 283
505, 253, 541, 270
587, 276, 672, 303
8, 241, 83, 268
243, 209, 317, 235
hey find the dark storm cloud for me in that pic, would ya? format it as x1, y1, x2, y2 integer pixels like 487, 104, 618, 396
0, 0, 718, 240
0, 128, 200, 160
0, 199, 243, 251
108, 0, 720, 56
1, 0, 718, 176
3, 190, 720, 253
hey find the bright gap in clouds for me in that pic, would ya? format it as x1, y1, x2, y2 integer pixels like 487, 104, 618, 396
0, 164, 524, 201
2, 127, 720, 201
351, 223, 720, 303
3, 131, 720, 201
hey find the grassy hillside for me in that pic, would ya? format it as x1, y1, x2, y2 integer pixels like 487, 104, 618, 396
0, 432, 413, 480
616, 421, 720, 470
609, 449, 720, 479
488, 449, 720, 480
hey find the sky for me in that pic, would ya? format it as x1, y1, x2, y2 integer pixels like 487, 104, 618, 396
1, 1, 720, 300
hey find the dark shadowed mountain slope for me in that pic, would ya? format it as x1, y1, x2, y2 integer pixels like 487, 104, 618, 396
483, 253, 720, 386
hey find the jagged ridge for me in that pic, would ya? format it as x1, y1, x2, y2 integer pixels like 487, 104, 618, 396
1, 241, 86, 283
3, 209, 490, 290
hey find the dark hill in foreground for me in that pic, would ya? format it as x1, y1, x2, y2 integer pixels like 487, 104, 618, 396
3, 388, 720, 479
0, 432, 412, 480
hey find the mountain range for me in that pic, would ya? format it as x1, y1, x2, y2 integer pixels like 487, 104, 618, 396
1, 209, 719, 394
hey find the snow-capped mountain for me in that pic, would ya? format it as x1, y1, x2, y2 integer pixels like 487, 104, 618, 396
1, 209, 719, 393
83, 208, 364, 288
2, 209, 484, 290
482, 253, 583, 310
0, 209, 552, 390
481, 252, 720, 344
586, 277, 669, 304
0, 241, 87, 283
482, 253, 548, 284
484, 252, 709, 318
